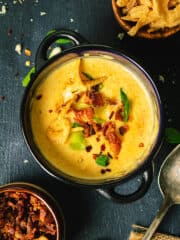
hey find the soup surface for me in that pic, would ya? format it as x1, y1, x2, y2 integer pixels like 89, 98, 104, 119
30, 56, 159, 180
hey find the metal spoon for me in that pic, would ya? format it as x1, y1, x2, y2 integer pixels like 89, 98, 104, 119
142, 144, 180, 240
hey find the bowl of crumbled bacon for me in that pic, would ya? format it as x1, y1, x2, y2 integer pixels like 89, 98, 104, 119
0, 182, 65, 240
112, 0, 180, 38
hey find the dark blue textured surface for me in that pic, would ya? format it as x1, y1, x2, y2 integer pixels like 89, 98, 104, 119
0, 1, 179, 239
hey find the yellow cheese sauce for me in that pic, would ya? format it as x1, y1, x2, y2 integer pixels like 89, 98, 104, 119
30, 56, 159, 180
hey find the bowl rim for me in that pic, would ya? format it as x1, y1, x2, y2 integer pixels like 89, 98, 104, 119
21, 44, 164, 188
111, 0, 180, 39
0, 181, 65, 240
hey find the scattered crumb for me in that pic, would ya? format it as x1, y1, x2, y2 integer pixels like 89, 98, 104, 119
70, 18, 74, 23
0, 5, 7, 15
137, 178, 141, 182
7, 28, 13, 36
15, 72, 19, 77
158, 74, 165, 83
84, 53, 90, 57
15, 43, 22, 55
48, 47, 62, 59
23, 159, 29, 164
117, 32, 125, 40
40, 11, 47, 16
13, 0, 25, 4
138, 142, 144, 147
24, 48, 31, 56
0, 96, 5, 101
25, 60, 31, 67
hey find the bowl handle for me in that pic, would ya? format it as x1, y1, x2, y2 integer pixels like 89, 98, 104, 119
96, 163, 154, 203
35, 29, 88, 72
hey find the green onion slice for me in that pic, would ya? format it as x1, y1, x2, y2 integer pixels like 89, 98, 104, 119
72, 122, 81, 128
46, 30, 72, 44
95, 154, 110, 166
69, 131, 86, 150
55, 38, 72, 44
120, 88, 130, 122
82, 72, 94, 80
22, 67, 35, 87
165, 128, 180, 144
93, 116, 105, 124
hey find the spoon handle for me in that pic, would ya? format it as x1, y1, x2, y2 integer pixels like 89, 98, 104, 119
142, 197, 173, 240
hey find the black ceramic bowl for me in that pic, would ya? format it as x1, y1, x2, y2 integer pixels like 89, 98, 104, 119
21, 29, 164, 203
0, 182, 65, 240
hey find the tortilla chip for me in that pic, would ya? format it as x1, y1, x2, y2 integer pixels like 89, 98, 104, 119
116, 0, 180, 36
116, 0, 129, 7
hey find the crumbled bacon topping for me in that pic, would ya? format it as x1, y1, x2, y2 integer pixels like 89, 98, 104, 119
73, 107, 94, 123
0, 191, 57, 240
139, 142, 144, 147
119, 125, 129, 136
115, 106, 124, 121
86, 91, 105, 107
92, 123, 102, 132
82, 123, 95, 138
102, 121, 121, 156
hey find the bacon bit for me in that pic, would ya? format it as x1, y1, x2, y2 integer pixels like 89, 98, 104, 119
108, 98, 117, 105
15, 72, 20, 77
92, 84, 100, 92
101, 168, 111, 174
101, 169, 106, 174
7, 28, 13, 36
73, 107, 94, 123
86, 145, 92, 152
92, 123, 102, 132
55, 104, 62, 113
119, 125, 129, 136
24, 48, 31, 57
49, 109, 53, 113
0, 96, 5, 101
115, 107, 124, 121
107, 152, 113, 159
83, 123, 95, 138
109, 111, 114, 120
139, 142, 144, 147
36, 94, 42, 100
102, 121, 121, 156
86, 91, 105, 107
100, 144, 106, 152
75, 92, 84, 102
96, 136, 101, 142
106, 168, 111, 172
93, 154, 98, 159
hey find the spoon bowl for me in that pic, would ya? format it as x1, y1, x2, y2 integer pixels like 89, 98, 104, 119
159, 144, 180, 203
142, 144, 180, 240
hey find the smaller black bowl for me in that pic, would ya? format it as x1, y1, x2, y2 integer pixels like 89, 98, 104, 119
0, 182, 65, 240
112, 0, 180, 39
